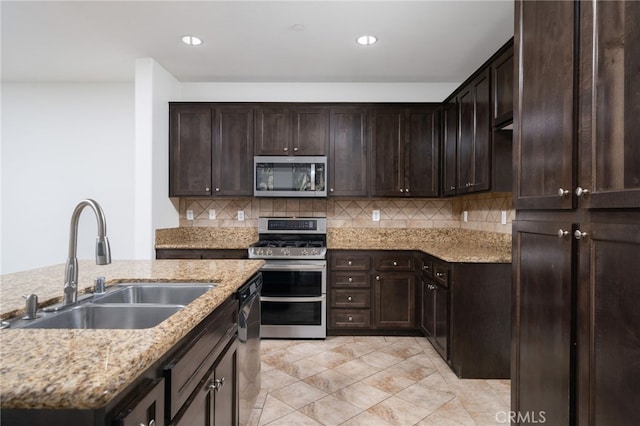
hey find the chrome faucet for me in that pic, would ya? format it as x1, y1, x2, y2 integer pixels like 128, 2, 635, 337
63, 199, 111, 306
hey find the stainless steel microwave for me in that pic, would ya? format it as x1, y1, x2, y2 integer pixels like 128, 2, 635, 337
254, 156, 327, 197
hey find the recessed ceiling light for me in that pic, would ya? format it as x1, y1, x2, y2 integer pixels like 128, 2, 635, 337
356, 35, 377, 46
291, 24, 306, 32
181, 35, 203, 46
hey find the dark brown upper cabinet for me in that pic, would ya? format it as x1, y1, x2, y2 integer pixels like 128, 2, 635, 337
370, 106, 440, 197
457, 68, 491, 194
578, 0, 640, 209
514, 0, 576, 210
442, 99, 458, 197
254, 105, 328, 156
328, 106, 368, 197
169, 104, 213, 197
169, 103, 253, 197
492, 44, 514, 128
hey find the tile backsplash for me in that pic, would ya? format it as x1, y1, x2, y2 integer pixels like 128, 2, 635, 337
179, 192, 514, 234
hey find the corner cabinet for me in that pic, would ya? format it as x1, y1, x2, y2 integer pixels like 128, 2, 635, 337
169, 103, 253, 197
513, 1, 640, 425
370, 106, 440, 197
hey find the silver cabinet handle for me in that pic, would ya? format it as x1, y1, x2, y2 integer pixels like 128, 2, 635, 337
428, 284, 436, 290
348, 277, 353, 282
436, 272, 445, 278
348, 260, 352, 266
283, 147, 288, 152
215, 188, 220, 192
348, 316, 353, 321
294, 147, 299, 152
400, 188, 404, 193
557, 229, 569, 238
575, 186, 589, 197
405, 188, 409, 193
347, 296, 353, 301
205, 187, 210, 191
209, 377, 225, 392
376, 275, 380, 281
393, 261, 398, 266
450, 185, 456, 191
558, 188, 570, 197
574, 230, 588, 240
330, 188, 334, 192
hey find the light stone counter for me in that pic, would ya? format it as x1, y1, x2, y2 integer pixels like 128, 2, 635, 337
0, 259, 264, 410
154, 227, 512, 263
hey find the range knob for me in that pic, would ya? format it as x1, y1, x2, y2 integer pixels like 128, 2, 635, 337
282, 248, 291, 256
301, 248, 308, 255
266, 249, 273, 256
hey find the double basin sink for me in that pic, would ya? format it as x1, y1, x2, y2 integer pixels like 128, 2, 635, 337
17, 283, 217, 330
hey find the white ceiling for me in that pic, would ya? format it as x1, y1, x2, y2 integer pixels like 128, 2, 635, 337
1, 0, 514, 83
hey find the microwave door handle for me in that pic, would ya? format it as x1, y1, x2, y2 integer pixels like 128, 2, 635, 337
261, 296, 325, 303
310, 163, 316, 191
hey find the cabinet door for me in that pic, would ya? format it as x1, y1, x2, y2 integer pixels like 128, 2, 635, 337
457, 69, 491, 194
213, 339, 238, 426
442, 100, 458, 196
291, 107, 329, 155
213, 106, 253, 196
577, 220, 640, 426
421, 280, 435, 338
405, 108, 440, 197
328, 107, 367, 196
169, 104, 213, 196
370, 108, 404, 197
114, 378, 165, 426
512, 220, 575, 426
373, 272, 416, 328
433, 284, 449, 360
514, 0, 576, 209
578, 1, 640, 209
254, 107, 291, 155
492, 44, 514, 127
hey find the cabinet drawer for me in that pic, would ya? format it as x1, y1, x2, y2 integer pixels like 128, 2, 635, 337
375, 253, 415, 271
112, 378, 165, 426
331, 289, 370, 308
164, 297, 238, 420
332, 272, 369, 288
330, 309, 371, 328
420, 256, 434, 278
433, 263, 450, 288
331, 253, 370, 270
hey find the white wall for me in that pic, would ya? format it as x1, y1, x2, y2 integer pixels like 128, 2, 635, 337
1, 83, 135, 274
179, 82, 459, 102
134, 59, 181, 260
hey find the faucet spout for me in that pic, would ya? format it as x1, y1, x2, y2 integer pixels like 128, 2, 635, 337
63, 199, 112, 306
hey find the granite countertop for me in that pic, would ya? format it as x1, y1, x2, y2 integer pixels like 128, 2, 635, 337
155, 227, 512, 263
0, 259, 264, 410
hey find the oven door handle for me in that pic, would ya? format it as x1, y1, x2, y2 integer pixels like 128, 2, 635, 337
260, 263, 326, 271
260, 296, 325, 303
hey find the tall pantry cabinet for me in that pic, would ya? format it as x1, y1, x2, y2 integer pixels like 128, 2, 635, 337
512, 1, 640, 425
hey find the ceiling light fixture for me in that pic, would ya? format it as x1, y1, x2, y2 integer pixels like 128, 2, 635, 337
291, 24, 306, 32
356, 35, 377, 46
181, 35, 203, 46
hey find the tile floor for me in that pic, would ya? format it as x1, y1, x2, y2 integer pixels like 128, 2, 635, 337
247, 336, 510, 426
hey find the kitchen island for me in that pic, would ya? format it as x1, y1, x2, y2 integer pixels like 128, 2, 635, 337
0, 259, 264, 414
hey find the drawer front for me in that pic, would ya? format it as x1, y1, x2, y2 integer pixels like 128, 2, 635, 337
330, 309, 371, 328
433, 263, 450, 288
331, 289, 370, 308
332, 272, 370, 288
331, 253, 371, 270
112, 378, 165, 426
164, 297, 238, 420
375, 253, 415, 271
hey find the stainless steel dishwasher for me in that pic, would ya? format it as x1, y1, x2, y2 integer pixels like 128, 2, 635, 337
236, 272, 262, 426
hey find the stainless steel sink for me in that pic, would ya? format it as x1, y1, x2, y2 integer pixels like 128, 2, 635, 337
92, 283, 216, 305
22, 304, 183, 329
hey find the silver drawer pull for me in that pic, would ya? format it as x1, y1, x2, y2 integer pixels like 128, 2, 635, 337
436, 272, 445, 278
348, 316, 353, 321
347, 296, 353, 301
348, 260, 353, 266
392, 261, 398, 266
209, 377, 225, 392
348, 277, 353, 282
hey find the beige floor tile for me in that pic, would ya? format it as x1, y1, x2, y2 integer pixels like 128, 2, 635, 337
303, 369, 357, 393
330, 342, 377, 358
360, 350, 403, 370
340, 411, 395, 426
333, 358, 379, 381
367, 395, 432, 424
258, 395, 295, 425
260, 368, 299, 392
283, 357, 328, 380
305, 348, 353, 368
333, 381, 393, 410
299, 394, 362, 426
361, 369, 416, 394
379, 340, 424, 359
264, 410, 323, 426
385, 358, 437, 381
416, 398, 476, 426
395, 380, 455, 413
270, 381, 328, 409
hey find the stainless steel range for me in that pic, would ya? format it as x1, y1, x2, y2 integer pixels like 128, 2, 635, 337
249, 217, 327, 339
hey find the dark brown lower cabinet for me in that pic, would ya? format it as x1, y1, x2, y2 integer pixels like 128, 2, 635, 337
577, 219, 640, 426
172, 338, 238, 426
373, 272, 417, 329
512, 220, 575, 425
